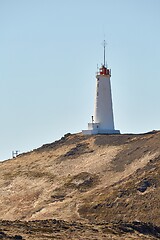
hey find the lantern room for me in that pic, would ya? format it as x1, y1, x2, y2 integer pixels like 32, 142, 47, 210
98, 65, 111, 76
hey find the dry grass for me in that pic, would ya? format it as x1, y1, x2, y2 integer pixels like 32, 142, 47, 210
0, 131, 159, 229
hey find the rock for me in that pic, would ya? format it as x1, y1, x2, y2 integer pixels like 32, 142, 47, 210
14, 235, 23, 240
137, 179, 151, 193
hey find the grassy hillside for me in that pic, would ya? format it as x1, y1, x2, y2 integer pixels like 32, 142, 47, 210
0, 131, 160, 239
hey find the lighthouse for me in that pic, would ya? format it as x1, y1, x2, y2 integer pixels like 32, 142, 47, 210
82, 41, 120, 135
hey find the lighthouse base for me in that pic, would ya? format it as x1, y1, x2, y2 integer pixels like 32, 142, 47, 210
82, 129, 120, 135
82, 123, 120, 135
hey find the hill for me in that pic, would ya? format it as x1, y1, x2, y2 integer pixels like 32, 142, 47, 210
0, 131, 160, 239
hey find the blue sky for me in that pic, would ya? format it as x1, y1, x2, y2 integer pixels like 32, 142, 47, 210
0, 0, 160, 160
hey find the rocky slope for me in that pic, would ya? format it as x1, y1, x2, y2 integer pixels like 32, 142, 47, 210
0, 219, 160, 240
0, 131, 160, 239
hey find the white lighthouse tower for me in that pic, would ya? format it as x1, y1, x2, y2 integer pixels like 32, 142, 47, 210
82, 41, 120, 135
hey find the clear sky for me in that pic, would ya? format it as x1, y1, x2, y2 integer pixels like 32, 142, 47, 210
0, 0, 160, 160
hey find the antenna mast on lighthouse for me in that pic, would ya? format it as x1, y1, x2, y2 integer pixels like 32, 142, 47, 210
103, 39, 107, 67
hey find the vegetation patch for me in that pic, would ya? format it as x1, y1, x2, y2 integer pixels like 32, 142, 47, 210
65, 172, 99, 192
51, 172, 99, 202
62, 143, 94, 159
25, 170, 55, 181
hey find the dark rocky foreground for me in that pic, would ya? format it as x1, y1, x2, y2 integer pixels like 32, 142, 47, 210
0, 219, 160, 239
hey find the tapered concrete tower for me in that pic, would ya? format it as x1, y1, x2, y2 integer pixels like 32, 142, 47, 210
82, 41, 120, 135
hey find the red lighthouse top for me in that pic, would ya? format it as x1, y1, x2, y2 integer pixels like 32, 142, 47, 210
99, 65, 111, 76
